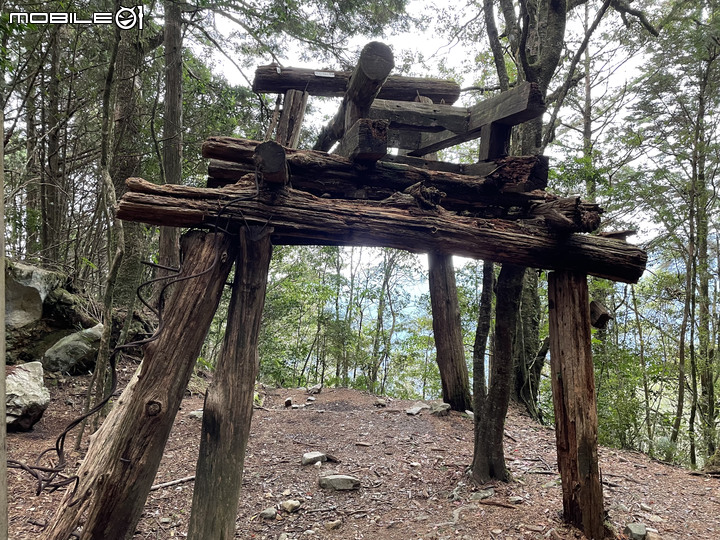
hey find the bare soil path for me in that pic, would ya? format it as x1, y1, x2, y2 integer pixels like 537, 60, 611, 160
7, 366, 720, 539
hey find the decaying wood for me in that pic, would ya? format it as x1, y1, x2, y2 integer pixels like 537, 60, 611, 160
590, 299, 613, 329
188, 228, 272, 540
275, 90, 308, 148
334, 119, 389, 162
369, 98, 468, 133
203, 137, 551, 212
117, 178, 647, 283
408, 82, 545, 157
253, 140, 289, 187
548, 270, 605, 540
41, 231, 237, 540
315, 42, 394, 152
253, 64, 461, 104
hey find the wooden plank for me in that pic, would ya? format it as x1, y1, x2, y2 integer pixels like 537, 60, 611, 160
335, 119, 388, 162
117, 178, 647, 283
548, 270, 605, 540
314, 42, 394, 152
369, 98, 468, 133
187, 228, 272, 540
41, 231, 237, 540
253, 65, 461, 104
408, 82, 545, 157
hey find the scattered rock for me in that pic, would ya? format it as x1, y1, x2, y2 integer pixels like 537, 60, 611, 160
259, 507, 277, 520
5, 261, 65, 329
508, 495, 524, 504
306, 396, 316, 402
188, 409, 204, 420
278, 534, 290, 540
159, 517, 172, 524
470, 488, 494, 500
640, 502, 653, 512
41, 323, 103, 373
324, 519, 342, 530
374, 398, 387, 407
624, 522, 647, 540
525, 524, 544, 532
284, 397, 293, 407
307, 383, 322, 394
6, 362, 51, 431
281, 499, 301, 513
491, 529, 502, 535
464, 410, 474, 418
301, 451, 327, 466
405, 402, 431, 416
292, 404, 302, 409
646, 532, 662, 540
319, 474, 361, 491
430, 402, 451, 416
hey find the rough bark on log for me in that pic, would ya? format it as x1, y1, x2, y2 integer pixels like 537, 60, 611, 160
187, 228, 272, 540
254, 140, 289, 187
203, 137, 550, 209
117, 178, 647, 283
548, 270, 605, 540
314, 42, 394, 152
41, 231, 237, 540
253, 64, 461, 104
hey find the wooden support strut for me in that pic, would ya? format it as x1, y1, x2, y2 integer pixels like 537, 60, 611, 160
548, 270, 605, 540
41, 231, 238, 540
117, 178, 647, 283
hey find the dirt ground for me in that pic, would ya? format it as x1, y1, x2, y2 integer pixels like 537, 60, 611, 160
7, 364, 720, 539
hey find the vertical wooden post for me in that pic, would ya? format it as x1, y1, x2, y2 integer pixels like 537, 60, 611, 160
548, 270, 605, 539
187, 228, 273, 540
42, 231, 237, 540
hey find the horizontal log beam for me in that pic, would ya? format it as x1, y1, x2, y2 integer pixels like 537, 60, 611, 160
202, 137, 549, 211
369, 99, 468, 133
408, 82, 545, 157
253, 65, 461, 104
117, 178, 647, 283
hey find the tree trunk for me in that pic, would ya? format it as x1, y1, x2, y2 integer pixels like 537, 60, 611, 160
0, 83, 8, 540
548, 270, 604, 540
42, 231, 237, 540
512, 268, 542, 419
157, 0, 183, 294
429, 252, 472, 411
472, 263, 525, 483
187, 228, 272, 539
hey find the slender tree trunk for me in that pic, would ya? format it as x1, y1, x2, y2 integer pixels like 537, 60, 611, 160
632, 286, 654, 456
158, 0, 183, 290
472, 263, 525, 483
188, 228, 272, 540
0, 76, 9, 540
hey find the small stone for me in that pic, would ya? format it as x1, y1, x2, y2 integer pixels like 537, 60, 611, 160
259, 507, 277, 520
302, 451, 328, 466
374, 398, 387, 407
160, 517, 172, 524
410, 461, 421, 468
282, 488, 292, 496
307, 383, 322, 394
285, 398, 292, 407
464, 410, 474, 418
508, 495, 524, 504
645, 532, 662, 540
292, 404, 301, 409
301, 529, 316, 537
281, 499, 302, 513
470, 488, 494, 500
640, 502, 652, 512
430, 403, 451, 416
623, 522, 647, 540
491, 529, 502, 535
188, 409, 204, 419
319, 474, 361, 491
278, 534, 290, 540
525, 524, 544, 532
324, 519, 342, 530
307, 396, 316, 402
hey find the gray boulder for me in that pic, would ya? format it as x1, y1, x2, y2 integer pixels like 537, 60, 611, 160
624, 523, 647, 540
5, 261, 65, 329
6, 361, 51, 431
430, 402, 451, 416
319, 474, 361, 491
42, 323, 103, 373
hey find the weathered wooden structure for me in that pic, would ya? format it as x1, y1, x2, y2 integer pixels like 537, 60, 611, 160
42, 42, 646, 540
